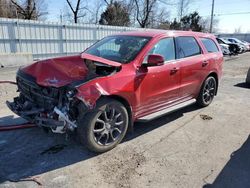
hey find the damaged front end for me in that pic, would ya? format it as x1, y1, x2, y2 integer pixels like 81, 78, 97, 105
7, 54, 121, 134
7, 70, 81, 133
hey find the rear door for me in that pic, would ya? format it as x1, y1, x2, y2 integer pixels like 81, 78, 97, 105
199, 37, 223, 78
175, 36, 207, 99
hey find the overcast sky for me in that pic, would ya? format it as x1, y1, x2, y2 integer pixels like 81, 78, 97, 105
47, 0, 250, 33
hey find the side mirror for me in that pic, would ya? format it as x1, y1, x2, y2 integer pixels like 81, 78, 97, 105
146, 54, 164, 67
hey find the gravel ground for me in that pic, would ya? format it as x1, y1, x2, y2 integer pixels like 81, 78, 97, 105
0, 53, 250, 188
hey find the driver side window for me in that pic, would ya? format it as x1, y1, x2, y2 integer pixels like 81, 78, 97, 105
144, 37, 175, 64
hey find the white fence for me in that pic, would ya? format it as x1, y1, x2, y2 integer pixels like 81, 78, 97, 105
0, 18, 142, 59
1, 18, 249, 60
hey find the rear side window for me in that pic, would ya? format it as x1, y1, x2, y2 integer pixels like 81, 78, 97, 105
176, 37, 201, 58
201, 38, 219, 53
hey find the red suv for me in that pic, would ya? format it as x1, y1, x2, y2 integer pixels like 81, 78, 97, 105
7, 31, 223, 152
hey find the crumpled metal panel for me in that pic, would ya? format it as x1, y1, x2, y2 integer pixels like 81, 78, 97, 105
74, 66, 138, 112
22, 53, 122, 88
22, 55, 88, 87
75, 84, 104, 109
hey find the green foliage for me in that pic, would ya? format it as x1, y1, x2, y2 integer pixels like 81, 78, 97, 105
170, 11, 203, 31
99, 1, 130, 26
170, 19, 181, 30
181, 11, 203, 31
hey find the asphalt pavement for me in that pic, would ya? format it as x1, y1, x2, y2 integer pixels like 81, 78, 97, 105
0, 53, 250, 188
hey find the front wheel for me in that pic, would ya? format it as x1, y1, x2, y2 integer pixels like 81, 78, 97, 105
77, 98, 129, 153
197, 76, 217, 107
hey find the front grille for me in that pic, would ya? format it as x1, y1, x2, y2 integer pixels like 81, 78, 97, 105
17, 71, 60, 110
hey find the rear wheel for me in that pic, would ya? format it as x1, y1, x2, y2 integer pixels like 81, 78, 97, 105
197, 76, 217, 107
77, 98, 128, 153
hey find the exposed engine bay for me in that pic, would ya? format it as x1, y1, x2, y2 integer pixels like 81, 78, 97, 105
6, 58, 120, 134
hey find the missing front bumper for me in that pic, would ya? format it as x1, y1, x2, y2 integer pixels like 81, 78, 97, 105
6, 98, 77, 133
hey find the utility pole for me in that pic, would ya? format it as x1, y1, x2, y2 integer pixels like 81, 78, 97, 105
209, 0, 215, 33
179, 0, 184, 21
60, 10, 63, 23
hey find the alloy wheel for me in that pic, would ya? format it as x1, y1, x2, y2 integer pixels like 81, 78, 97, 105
203, 78, 216, 104
93, 105, 125, 146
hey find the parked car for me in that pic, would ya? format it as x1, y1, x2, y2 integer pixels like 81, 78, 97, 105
219, 43, 231, 55
7, 31, 223, 152
216, 37, 241, 55
226, 38, 248, 52
240, 40, 250, 51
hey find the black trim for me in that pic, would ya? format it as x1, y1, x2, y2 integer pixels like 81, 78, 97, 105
17, 70, 60, 110
174, 37, 178, 60
17, 69, 36, 85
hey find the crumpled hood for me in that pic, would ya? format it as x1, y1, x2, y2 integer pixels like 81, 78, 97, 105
21, 54, 121, 88
21, 55, 88, 87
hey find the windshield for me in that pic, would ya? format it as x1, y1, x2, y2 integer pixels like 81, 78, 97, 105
220, 38, 231, 44
85, 35, 151, 64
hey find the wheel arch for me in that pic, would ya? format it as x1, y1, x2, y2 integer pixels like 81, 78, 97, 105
100, 95, 134, 131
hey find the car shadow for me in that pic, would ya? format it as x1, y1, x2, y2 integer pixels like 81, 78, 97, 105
0, 115, 97, 183
0, 115, 28, 126
0, 104, 200, 184
234, 82, 250, 89
125, 104, 201, 142
203, 135, 250, 188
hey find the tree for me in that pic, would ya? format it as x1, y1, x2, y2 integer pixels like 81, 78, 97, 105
86, 0, 104, 24
11, 0, 47, 20
66, 0, 88, 23
154, 8, 170, 29
181, 11, 202, 31
0, 0, 17, 18
157, 21, 170, 30
103, 0, 114, 5
177, 0, 192, 20
134, 0, 157, 28
99, 1, 130, 26
170, 12, 203, 31
170, 18, 181, 30
200, 16, 219, 33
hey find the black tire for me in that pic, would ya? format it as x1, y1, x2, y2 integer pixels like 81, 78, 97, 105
197, 76, 217, 107
77, 98, 129, 153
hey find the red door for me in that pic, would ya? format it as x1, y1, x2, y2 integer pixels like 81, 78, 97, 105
134, 37, 181, 118
177, 55, 208, 99
175, 36, 208, 99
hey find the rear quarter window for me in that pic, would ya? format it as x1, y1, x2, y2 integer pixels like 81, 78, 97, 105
176, 36, 201, 59
200, 38, 219, 53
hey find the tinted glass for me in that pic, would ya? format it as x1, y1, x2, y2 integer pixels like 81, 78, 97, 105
176, 37, 201, 58
216, 38, 223, 44
220, 38, 231, 44
146, 38, 175, 62
85, 36, 151, 64
201, 38, 219, 53
228, 39, 235, 43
